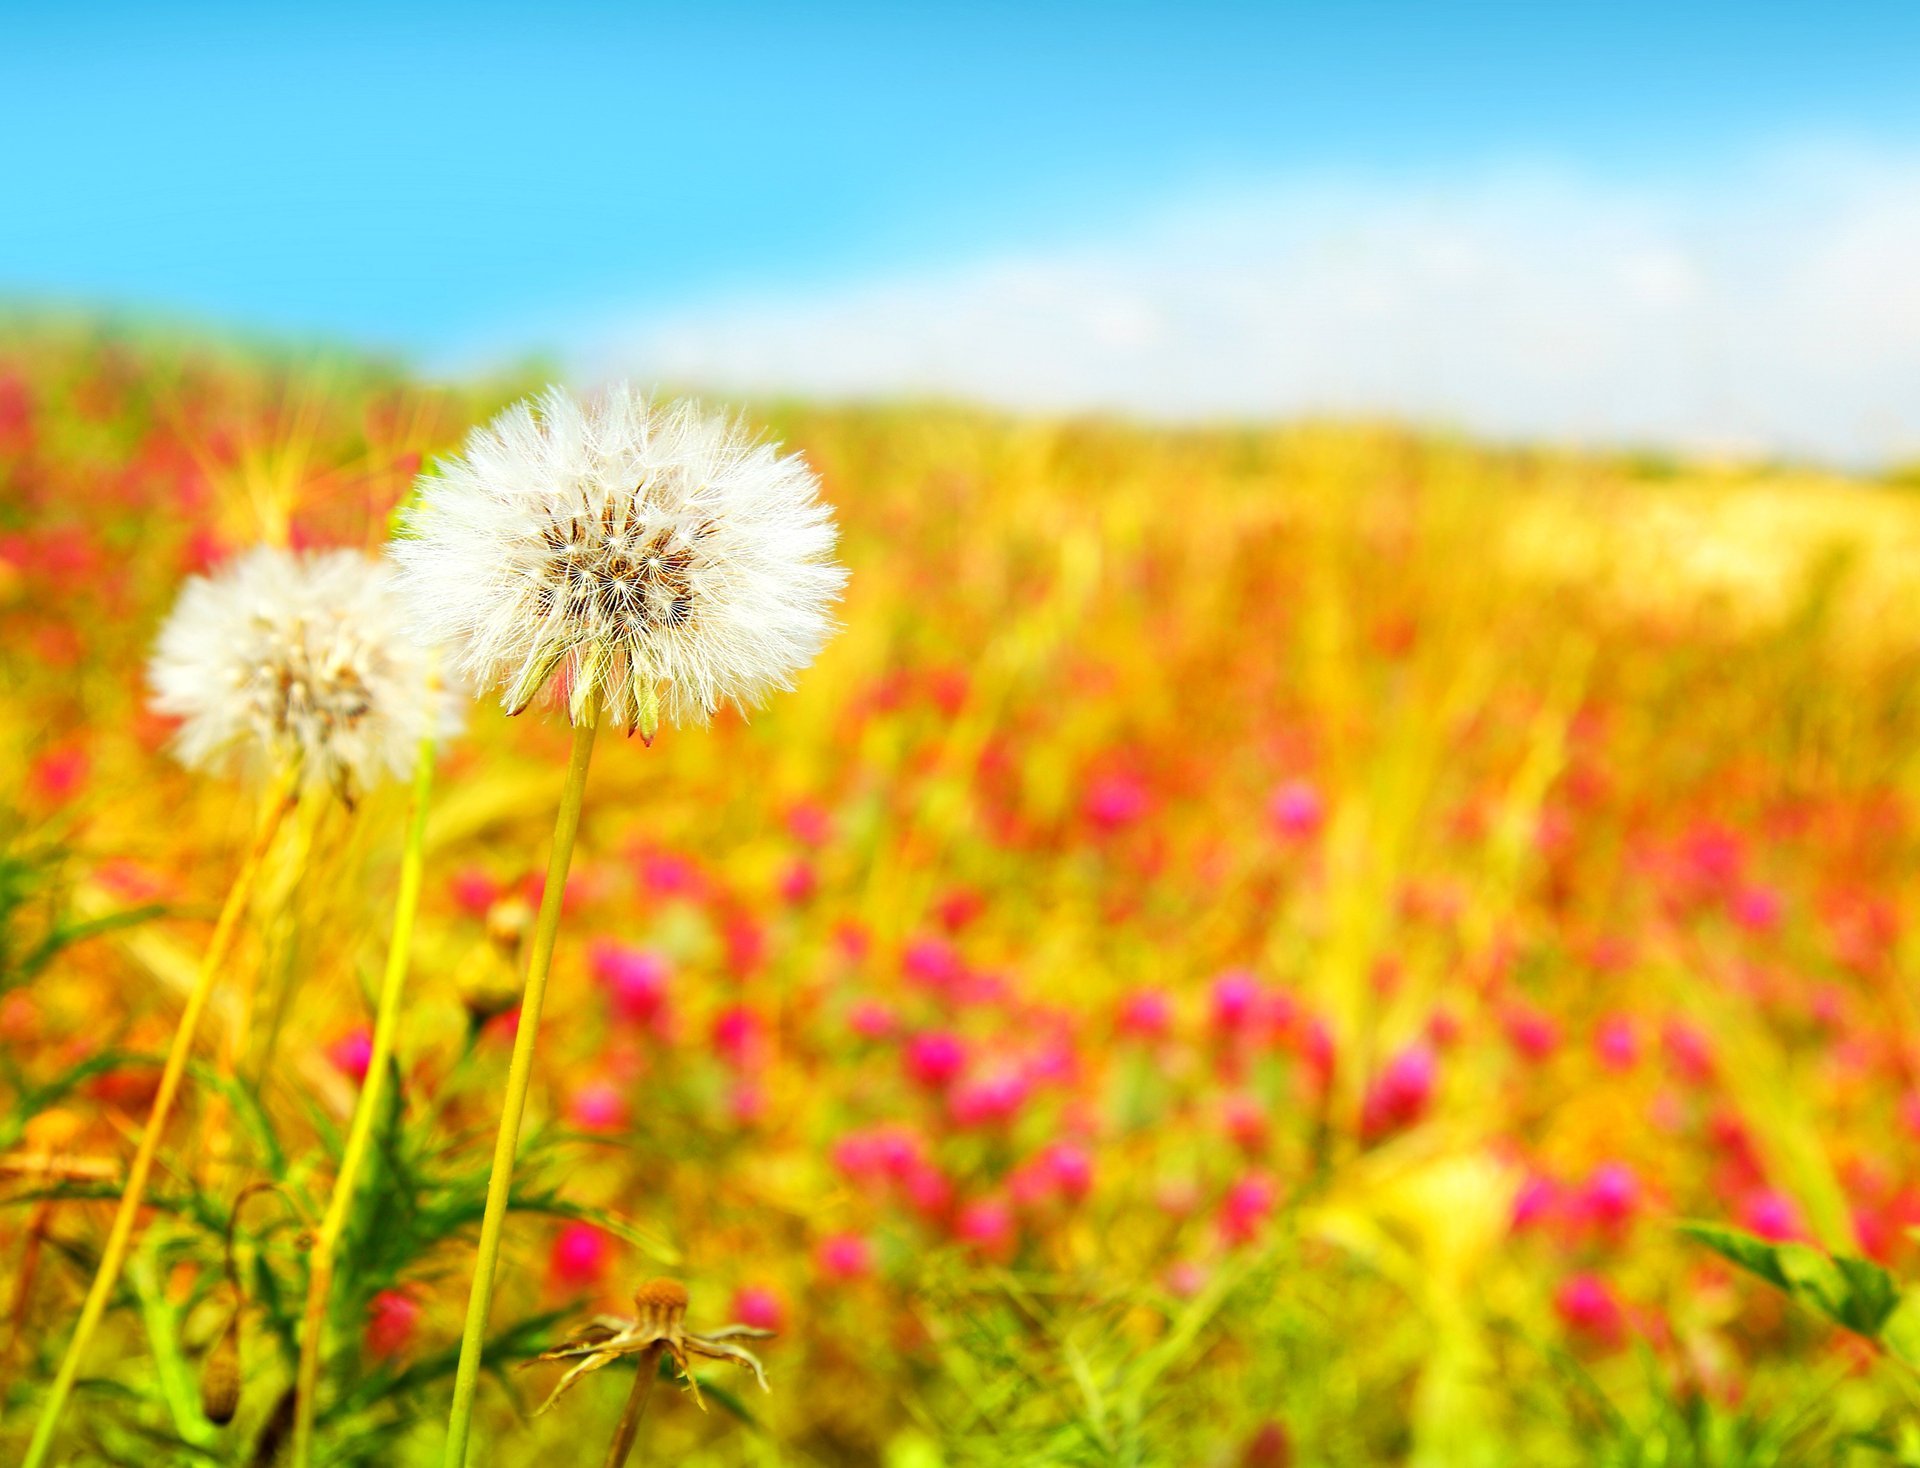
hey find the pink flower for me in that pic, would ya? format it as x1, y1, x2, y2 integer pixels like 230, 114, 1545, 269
871, 1127, 922, 1177
327, 1029, 372, 1084
1580, 1162, 1640, 1231
1212, 970, 1262, 1034
1085, 771, 1150, 831
1119, 988, 1173, 1039
96, 858, 167, 903
1512, 1174, 1560, 1232
956, 1198, 1016, 1260
949, 1071, 1031, 1129
1594, 1014, 1638, 1071
1219, 1173, 1277, 1245
723, 915, 766, 978
816, 1233, 873, 1280
1165, 1260, 1209, 1298
1503, 1004, 1562, 1062
902, 936, 964, 992
1899, 1092, 1920, 1139
30, 746, 88, 804
1222, 1094, 1270, 1154
549, 1224, 608, 1289
1360, 1044, 1436, 1141
1299, 1017, 1337, 1095
711, 1005, 766, 1068
363, 1289, 421, 1360
729, 1285, 785, 1332
786, 800, 833, 847
636, 849, 702, 897
1042, 1142, 1094, 1202
936, 887, 985, 933
835, 921, 873, 961
1741, 1190, 1801, 1242
1730, 884, 1784, 934
905, 1030, 967, 1090
1682, 823, 1745, 890
848, 999, 897, 1039
522, 869, 588, 915
1662, 1020, 1714, 1084
1267, 780, 1325, 839
728, 1078, 767, 1124
1556, 1273, 1626, 1347
903, 1162, 954, 1219
450, 866, 501, 918
569, 1079, 627, 1133
590, 943, 670, 1026
779, 859, 818, 904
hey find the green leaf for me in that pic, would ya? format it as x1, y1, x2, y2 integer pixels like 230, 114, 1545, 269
1679, 1221, 1906, 1343
1677, 1222, 1792, 1292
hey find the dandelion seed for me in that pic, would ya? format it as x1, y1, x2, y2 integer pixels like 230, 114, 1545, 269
148, 545, 460, 802
388, 385, 846, 740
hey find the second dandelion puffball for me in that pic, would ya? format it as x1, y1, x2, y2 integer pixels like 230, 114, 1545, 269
148, 545, 462, 802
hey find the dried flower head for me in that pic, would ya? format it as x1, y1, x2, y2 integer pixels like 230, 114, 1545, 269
148, 546, 461, 803
388, 386, 846, 739
528, 1276, 772, 1415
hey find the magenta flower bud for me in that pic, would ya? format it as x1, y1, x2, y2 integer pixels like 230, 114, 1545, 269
905, 1030, 967, 1089
729, 1285, 785, 1332
590, 942, 670, 1026
1118, 988, 1172, 1038
816, 1233, 873, 1280
327, 1028, 373, 1084
1085, 772, 1151, 831
1267, 779, 1325, 839
568, 1079, 627, 1133
548, 1224, 608, 1289
1555, 1272, 1626, 1347
1211, 970, 1262, 1033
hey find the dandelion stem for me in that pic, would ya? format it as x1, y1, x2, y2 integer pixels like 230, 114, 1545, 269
23, 762, 302, 1468
603, 1345, 665, 1468
289, 732, 437, 1468
443, 708, 600, 1465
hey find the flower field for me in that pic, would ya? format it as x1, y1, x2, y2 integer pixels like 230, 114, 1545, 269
7, 321, 1920, 1464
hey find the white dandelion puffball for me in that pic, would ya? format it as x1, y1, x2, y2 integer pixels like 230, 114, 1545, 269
148, 545, 462, 801
387, 385, 846, 738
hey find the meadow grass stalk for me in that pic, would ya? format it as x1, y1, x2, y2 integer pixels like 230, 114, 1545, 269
443, 707, 600, 1465
289, 731, 438, 1467
23, 761, 303, 1468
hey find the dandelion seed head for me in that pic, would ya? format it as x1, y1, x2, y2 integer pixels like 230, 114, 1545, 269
148, 545, 460, 800
387, 385, 847, 735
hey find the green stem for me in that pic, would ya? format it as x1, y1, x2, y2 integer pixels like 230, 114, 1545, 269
442, 710, 599, 1466
23, 764, 301, 1468
603, 1346, 664, 1468
290, 734, 437, 1468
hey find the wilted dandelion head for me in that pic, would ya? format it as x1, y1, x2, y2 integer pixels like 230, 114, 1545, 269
387, 385, 847, 738
148, 545, 461, 802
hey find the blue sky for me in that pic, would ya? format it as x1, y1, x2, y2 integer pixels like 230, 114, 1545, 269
6, 3, 1920, 456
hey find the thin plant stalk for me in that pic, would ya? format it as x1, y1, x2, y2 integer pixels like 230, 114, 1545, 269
443, 706, 600, 1465
23, 762, 303, 1468
289, 732, 438, 1468
603, 1345, 665, 1468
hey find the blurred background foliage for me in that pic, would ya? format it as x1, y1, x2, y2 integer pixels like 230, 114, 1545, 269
4, 321, 1920, 1462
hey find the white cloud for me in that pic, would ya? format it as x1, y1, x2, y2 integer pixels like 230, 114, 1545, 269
578, 150, 1920, 463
